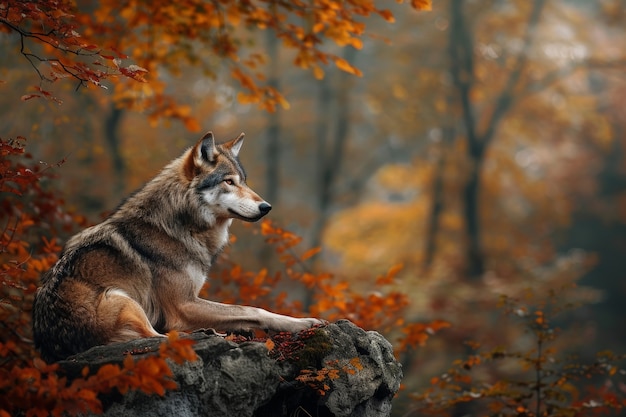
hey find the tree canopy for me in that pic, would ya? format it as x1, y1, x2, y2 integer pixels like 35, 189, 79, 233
2, 0, 430, 118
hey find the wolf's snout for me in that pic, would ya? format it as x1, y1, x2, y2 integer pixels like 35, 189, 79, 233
259, 202, 272, 215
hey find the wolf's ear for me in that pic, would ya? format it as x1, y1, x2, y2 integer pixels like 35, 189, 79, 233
226, 132, 244, 157
196, 131, 218, 164
185, 131, 217, 179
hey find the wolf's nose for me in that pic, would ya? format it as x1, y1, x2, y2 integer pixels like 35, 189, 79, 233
259, 202, 272, 215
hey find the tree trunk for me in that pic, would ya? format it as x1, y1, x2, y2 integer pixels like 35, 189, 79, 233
449, 0, 486, 279
309, 47, 356, 251
462, 160, 485, 278
264, 30, 281, 205
447, 0, 545, 279
104, 104, 125, 195
259, 29, 282, 267
422, 126, 454, 274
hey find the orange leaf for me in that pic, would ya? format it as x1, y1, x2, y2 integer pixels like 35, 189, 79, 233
97, 364, 122, 380
334, 58, 362, 76
351, 357, 363, 370
376, 263, 404, 285
411, 0, 432, 10
379, 10, 395, 23
184, 117, 201, 132
301, 247, 321, 261
350, 37, 363, 50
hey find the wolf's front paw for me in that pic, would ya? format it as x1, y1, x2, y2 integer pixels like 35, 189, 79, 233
282, 317, 325, 333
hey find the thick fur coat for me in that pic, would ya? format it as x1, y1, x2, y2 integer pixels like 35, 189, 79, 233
33, 132, 319, 362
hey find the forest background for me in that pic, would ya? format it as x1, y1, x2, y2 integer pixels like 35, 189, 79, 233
1, 0, 626, 416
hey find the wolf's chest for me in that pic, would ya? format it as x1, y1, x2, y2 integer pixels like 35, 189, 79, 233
185, 264, 208, 294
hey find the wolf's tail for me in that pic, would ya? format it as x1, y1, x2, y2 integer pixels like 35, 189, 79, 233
32, 270, 102, 362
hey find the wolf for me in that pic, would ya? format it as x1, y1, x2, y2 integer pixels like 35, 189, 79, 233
32, 131, 320, 362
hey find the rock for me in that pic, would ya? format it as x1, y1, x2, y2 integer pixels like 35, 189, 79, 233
58, 320, 403, 417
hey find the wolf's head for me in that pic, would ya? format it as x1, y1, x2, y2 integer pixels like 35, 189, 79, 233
184, 132, 271, 223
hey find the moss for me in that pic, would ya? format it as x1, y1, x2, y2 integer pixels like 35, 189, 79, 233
293, 328, 333, 368
270, 326, 333, 369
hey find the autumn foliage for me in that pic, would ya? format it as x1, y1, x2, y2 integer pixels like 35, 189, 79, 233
411, 292, 626, 417
2, 131, 624, 415
0, 135, 442, 415
1, 137, 73, 367
1, 0, 431, 121
0, 331, 196, 417
0, 138, 188, 415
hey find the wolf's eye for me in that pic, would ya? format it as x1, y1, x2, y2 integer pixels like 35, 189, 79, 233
224, 179, 234, 186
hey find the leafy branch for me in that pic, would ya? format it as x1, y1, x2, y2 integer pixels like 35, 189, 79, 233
0, 1, 141, 100
409, 291, 626, 417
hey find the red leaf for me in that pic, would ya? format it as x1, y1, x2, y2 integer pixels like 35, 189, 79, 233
21, 94, 40, 101
119, 65, 148, 82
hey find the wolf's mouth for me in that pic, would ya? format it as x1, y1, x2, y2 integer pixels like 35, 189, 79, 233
228, 208, 266, 222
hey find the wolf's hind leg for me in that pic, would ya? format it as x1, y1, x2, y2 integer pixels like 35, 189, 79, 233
98, 289, 163, 343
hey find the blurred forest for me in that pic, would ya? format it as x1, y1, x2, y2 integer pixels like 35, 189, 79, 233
2, 0, 626, 416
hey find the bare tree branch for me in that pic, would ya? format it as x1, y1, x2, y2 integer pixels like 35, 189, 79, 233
482, 0, 547, 145
519, 58, 626, 100
447, 0, 547, 279
1, 15, 110, 91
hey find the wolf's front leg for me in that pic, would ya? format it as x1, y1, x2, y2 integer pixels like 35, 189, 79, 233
175, 299, 322, 334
